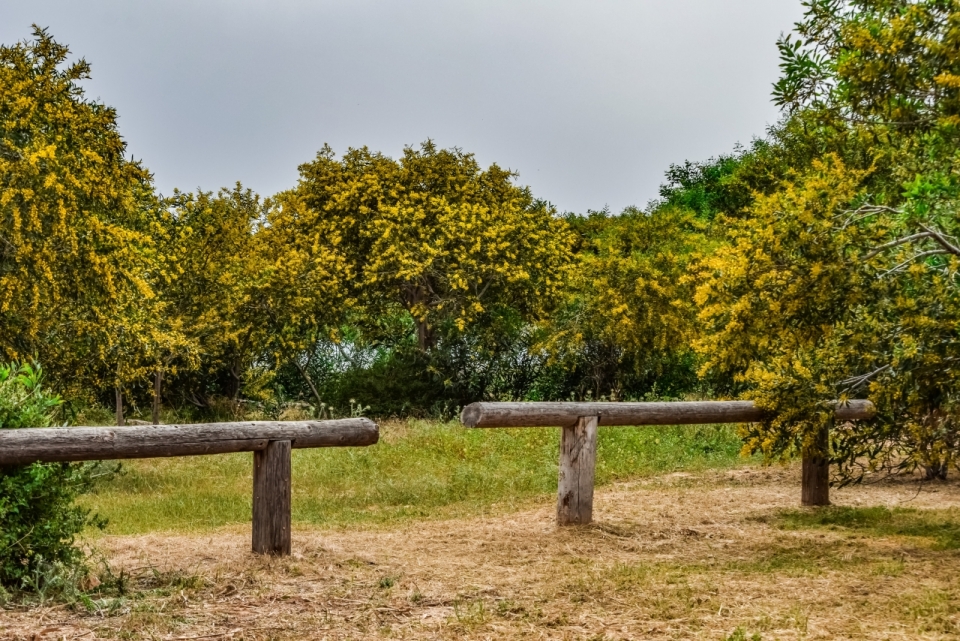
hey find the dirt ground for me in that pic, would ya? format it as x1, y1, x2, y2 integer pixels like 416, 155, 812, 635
3, 465, 960, 640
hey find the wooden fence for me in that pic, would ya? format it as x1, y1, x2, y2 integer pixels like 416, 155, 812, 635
460, 400, 875, 526
0, 419, 378, 556
2, 401, 876, 554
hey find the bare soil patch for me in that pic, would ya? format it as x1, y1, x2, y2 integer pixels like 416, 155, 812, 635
3, 465, 960, 640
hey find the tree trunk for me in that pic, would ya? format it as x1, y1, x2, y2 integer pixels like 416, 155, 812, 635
801, 421, 830, 506
229, 359, 244, 417
152, 370, 162, 425
115, 387, 125, 427
230, 364, 242, 402
416, 319, 436, 352
921, 410, 950, 481
400, 283, 436, 352
923, 460, 948, 481
293, 360, 324, 411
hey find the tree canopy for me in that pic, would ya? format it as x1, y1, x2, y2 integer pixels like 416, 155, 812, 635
294, 142, 572, 352
0, 27, 172, 401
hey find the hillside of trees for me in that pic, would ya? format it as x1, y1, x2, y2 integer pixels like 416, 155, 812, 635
4, 1, 960, 483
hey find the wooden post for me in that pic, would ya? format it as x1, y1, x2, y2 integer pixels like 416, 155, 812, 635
252, 440, 292, 555
557, 416, 598, 526
801, 421, 831, 506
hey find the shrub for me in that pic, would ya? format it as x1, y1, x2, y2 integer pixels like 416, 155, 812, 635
0, 362, 107, 589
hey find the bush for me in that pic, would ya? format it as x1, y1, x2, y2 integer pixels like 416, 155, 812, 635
0, 362, 107, 589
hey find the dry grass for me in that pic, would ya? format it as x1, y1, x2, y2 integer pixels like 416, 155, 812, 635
3, 464, 960, 640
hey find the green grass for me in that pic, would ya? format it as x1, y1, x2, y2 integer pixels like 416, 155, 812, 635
773, 506, 960, 550
82, 420, 745, 534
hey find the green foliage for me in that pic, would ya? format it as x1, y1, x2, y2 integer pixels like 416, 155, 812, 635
0, 361, 59, 429
774, 0, 960, 132
272, 309, 556, 416
658, 153, 753, 220
0, 362, 107, 589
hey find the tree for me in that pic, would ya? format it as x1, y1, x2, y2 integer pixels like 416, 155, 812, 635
153, 186, 263, 407
658, 153, 753, 221
294, 141, 572, 352
834, 255, 960, 481
767, 0, 960, 481
546, 206, 706, 399
694, 156, 880, 496
154, 186, 356, 412
0, 28, 167, 403
244, 190, 354, 408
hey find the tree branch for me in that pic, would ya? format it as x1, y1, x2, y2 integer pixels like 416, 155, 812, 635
918, 224, 960, 256
839, 364, 890, 392
881, 250, 950, 277
863, 231, 934, 260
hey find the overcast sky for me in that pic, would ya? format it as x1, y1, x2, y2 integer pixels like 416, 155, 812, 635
2, 1, 803, 214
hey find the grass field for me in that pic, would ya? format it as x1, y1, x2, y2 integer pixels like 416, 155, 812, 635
82, 420, 746, 534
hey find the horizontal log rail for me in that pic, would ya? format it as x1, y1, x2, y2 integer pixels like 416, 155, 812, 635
461, 400, 876, 428
0, 418, 379, 556
460, 400, 875, 526
0, 418, 378, 465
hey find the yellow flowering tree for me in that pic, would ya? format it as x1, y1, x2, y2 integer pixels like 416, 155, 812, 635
774, 0, 960, 132
243, 190, 355, 407
694, 157, 876, 475
150, 186, 264, 408
546, 206, 706, 399
0, 27, 169, 403
765, 0, 960, 482
153, 186, 355, 410
295, 141, 572, 351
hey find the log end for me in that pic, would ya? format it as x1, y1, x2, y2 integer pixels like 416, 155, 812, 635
360, 417, 380, 445
460, 403, 483, 428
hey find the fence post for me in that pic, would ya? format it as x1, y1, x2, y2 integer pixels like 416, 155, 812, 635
253, 440, 292, 555
801, 420, 831, 506
557, 415, 598, 526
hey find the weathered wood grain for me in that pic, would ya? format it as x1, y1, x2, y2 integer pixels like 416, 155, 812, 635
557, 416, 598, 526
461, 400, 875, 428
0, 418, 378, 465
252, 440, 292, 555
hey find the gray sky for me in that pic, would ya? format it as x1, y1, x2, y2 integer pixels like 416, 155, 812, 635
1, 1, 803, 214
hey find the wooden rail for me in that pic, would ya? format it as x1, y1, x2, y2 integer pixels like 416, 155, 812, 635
0, 419, 379, 556
461, 401, 875, 526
